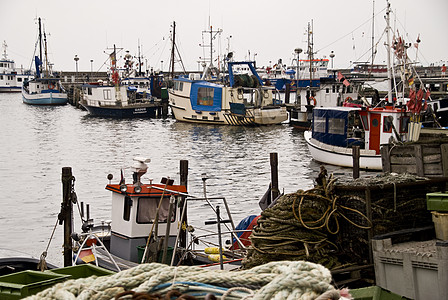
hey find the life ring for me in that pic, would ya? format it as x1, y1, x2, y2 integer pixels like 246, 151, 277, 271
310, 96, 316, 106
345, 96, 353, 103
48, 83, 55, 90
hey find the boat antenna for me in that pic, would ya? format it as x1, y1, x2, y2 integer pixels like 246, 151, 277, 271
138, 39, 142, 76
385, 0, 393, 104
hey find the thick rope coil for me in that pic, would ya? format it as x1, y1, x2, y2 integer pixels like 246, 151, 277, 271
24, 261, 337, 300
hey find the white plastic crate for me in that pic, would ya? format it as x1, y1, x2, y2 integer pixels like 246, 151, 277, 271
372, 227, 448, 300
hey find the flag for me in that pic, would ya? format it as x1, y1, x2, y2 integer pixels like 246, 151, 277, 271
408, 77, 414, 86
343, 79, 350, 87
337, 72, 344, 81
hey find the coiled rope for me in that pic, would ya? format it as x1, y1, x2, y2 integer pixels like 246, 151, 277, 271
25, 261, 339, 300
243, 170, 372, 270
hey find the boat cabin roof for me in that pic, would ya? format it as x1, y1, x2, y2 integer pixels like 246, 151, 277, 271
106, 183, 187, 197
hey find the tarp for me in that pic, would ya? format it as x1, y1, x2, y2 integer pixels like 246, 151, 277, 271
312, 108, 353, 147
190, 82, 222, 112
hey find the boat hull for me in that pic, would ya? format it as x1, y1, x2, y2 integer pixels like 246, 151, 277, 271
0, 86, 22, 93
22, 90, 68, 105
304, 130, 382, 170
170, 93, 287, 126
82, 104, 158, 118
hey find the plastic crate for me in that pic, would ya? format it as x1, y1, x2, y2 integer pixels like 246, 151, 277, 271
372, 228, 448, 300
46, 264, 115, 279
350, 286, 410, 300
432, 211, 448, 240
426, 192, 448, 211
137, 245, 173, 264
0, 270, 69, 299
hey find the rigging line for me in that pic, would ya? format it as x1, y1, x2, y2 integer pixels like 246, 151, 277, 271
315, 6, 386, 54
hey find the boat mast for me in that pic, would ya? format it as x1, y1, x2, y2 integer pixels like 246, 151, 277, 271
38, 17, 43, 78
308, 21, 314, 88
43, 30, 49, 77
370, 0, 375, 78
170, 21, 176, 79
138, 39, 142, 76
385, 0, 393, 103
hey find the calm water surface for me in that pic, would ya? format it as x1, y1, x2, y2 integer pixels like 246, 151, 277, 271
0, 92, 350, 266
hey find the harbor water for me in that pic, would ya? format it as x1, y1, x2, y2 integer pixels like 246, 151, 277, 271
0, 92, 350, 266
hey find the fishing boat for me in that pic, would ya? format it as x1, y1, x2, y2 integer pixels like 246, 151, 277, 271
0, 41, 32, 93
80, 46, 162, 118
288, 22, 361, 130
71, 158, 246, 272
22, 18, 67, 105
169, 61, 288, 125
304, 106, 410, 170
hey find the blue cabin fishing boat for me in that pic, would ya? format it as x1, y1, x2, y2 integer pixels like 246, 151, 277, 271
22, 18, 67, 105
169, 61, 288, 125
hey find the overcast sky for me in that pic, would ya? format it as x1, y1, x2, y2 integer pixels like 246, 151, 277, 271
1, 0, 447, 73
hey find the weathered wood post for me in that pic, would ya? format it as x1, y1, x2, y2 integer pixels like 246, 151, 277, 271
179, 160, 188, 248
270, 153, 279, 201
61, 167, 73, 267
352, 146, 360, 179
381, 145, 391, 173
285, 83, 290, 104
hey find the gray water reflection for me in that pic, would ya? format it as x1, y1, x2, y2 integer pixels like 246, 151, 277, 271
0, 93, 356, 266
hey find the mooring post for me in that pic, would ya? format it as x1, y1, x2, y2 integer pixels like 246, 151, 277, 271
352, 146, 360, 179
179, 160, 188, 248
61, 167, 73, 267
270, 153, 279, 201
285, 83, 290, 104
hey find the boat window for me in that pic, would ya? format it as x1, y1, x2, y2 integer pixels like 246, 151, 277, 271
103, 89, 111, 100
399, 116, 410, 133
0, 75, 2, 80
18, 78, 22, 82
136, 197, 175, 224
88, 88, 92, 95
383, 116, 393, 133
326, 88, 329, 94
179, 82, 183, 91
197, 87, 214, 106
314, 116, 326, 133
360, 115, 369, 131
123, 196, 132, 221
328, 118, 345, 135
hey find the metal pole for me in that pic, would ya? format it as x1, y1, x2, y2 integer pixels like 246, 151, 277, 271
270, 153, 279, 201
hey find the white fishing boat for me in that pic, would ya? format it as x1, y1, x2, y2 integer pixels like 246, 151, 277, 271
304, 106, 410, 170
288, 22, 361, 130
71, 158, 247, 272
169, 61, 288, 125
22, 18, 67, 105
80, 46, 162, 118
0, 41, 32, 93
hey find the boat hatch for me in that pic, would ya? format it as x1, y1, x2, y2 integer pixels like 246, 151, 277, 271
190, 82, 222, 112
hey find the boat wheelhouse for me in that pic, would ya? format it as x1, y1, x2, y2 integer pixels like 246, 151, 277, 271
169, 61, 288, 126
304, 106, 410, 170
0, 41, 32, 93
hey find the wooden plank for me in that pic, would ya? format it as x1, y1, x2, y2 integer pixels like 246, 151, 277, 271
424, 163, 443, 176
381, 145, 391, 172
414, 145, 424, 176
391, 164, 417, 174
441, 144, 448, 177
390, 156, 417, 165
423, 154, 442, 164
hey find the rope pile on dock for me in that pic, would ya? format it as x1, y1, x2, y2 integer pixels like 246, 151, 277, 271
243, 168, 372, 270
25, 261, 343, 300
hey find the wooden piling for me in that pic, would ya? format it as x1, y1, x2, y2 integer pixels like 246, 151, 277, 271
270, 153, 279, 201
352, 146, 360, 179
179, 160, 188, 248
61, 167, 73, 267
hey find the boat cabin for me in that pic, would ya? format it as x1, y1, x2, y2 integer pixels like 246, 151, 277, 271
105, 158, 187, 263
312, 106, 410, 154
